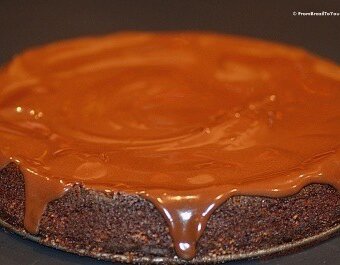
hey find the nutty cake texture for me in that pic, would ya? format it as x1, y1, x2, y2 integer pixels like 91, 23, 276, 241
1, 163, 339, 263
0, 32, 339, 263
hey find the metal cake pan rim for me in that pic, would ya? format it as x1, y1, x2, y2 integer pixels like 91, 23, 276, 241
0, 218, 339, 264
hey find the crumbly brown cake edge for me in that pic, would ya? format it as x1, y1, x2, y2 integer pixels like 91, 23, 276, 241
0, 162, 339, 264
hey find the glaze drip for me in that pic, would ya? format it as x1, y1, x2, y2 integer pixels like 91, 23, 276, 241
0, 32, 339, 260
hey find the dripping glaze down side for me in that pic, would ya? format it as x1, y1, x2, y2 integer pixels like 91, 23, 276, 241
0, 32, 339, 260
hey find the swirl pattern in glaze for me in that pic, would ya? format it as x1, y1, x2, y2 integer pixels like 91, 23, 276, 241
0, 32, 339, 260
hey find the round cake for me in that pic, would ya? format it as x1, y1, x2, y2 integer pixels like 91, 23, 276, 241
0, 32, 339, 263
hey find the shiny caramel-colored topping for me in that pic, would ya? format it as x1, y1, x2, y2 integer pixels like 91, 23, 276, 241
0, 32, 339, 259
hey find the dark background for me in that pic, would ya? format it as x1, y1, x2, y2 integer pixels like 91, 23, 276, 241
0, 0, 339, 264
1, 0, 340, 64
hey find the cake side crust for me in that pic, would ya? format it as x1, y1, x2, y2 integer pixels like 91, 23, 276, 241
0, 162, 339, 263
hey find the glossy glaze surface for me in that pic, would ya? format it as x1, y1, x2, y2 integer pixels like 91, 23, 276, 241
0, 32, 339, 259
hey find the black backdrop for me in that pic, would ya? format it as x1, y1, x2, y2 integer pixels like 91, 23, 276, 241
0, 1, 339, 265
1, 0, 340, 63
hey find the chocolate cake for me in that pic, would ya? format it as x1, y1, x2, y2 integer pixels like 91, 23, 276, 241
0, 32, 339, 263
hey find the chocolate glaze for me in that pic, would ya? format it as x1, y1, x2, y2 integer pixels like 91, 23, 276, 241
0, 32, 339, 260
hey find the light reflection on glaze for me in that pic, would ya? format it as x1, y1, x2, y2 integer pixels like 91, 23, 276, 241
0, 32, 340, 260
